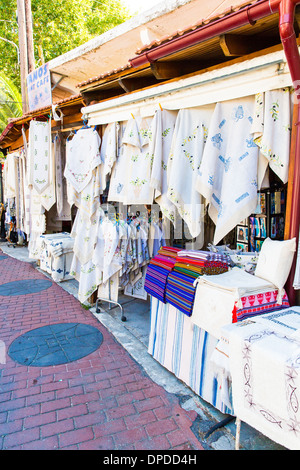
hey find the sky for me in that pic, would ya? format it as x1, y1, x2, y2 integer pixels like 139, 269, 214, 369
122, 0, 164, 14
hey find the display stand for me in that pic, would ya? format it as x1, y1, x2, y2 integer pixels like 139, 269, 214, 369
95, 280, 126, 322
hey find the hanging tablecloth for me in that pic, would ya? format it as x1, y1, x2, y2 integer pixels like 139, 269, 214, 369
167, 107, 213, 238
100, 122, 118, 189
28, 120, 52, 195
64, 127, 101, 193
196, 97, 259, 245
251, 88, 291, 184
149, 108, 178, 224
123, 116, 154, 205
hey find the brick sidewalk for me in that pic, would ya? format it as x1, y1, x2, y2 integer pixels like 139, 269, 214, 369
0, 251, 204, 451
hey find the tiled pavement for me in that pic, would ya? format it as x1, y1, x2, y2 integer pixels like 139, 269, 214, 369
0, 250, 205, 451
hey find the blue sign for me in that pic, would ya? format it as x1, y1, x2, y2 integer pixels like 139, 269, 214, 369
27, 62, 52, 111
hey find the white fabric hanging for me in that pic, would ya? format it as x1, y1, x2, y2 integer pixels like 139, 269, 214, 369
64, 127, 101, 193
28, 120, 51, 194
122, 116, 154, 205
167, 107, 213, 238
107, 121, 128, 202
251, 88, 291, 184
54, 133, 64, 217
100, 122, 118, 188
3, 152, 18, 200
196, 97, 259, 245
149, 108, 178, 225
40, 138, 56, 211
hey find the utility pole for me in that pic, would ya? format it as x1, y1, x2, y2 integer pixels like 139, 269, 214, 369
24, 0, 35, 73
17, 0, 28, 114
17, 0, 35, 114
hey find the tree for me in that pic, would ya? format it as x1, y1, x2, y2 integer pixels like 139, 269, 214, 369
0, 72, 22, 134
0, 0, 131, 90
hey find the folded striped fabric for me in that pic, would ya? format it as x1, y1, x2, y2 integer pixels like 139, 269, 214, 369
165, 270, 197, 316
144, 246, 180, 302
145, 246, 228, 310
177, 249, 230, 263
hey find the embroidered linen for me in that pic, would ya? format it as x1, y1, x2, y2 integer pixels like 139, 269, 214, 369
40, 138, 56, 211
28, 120, 51, 194
191, 267, 276, 338
251, 88, 291, 184
100, 122, 118, 188
3, 152, 18, 199
54, 133, 64, 217
167, 107, 212, 238
227, 307, 300, 449
123, 116, 154, 205
196, 97, 259, 245
107, 122, 128, 202
149, 108, 178, 224
64, 127, 101, 193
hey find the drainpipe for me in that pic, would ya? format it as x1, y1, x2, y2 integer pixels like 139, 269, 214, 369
129, 0, 284, 67
278, 0, 300, 304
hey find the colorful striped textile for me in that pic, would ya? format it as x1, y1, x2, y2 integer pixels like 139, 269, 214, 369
144, 246, 180, 302
233, 289, 290, 322
165, 271, 197, 316
165, 249, 229, 316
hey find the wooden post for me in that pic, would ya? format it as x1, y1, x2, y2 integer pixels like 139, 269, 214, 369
17, 0, 29, 114
24, 0, 35, 73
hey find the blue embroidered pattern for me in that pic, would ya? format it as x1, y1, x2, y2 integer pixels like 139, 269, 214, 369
211, 133, 223, 149
246, 137, 257, 148
232, 105, 244, 122
239, 152, 249, 161
235, 192, 249, 203
218, 155, 231, 172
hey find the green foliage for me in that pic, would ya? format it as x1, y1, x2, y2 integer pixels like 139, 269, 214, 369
0, 71, 22, 134
0, 0, 131, 90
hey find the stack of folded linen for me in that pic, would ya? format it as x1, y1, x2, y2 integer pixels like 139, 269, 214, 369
165, 250, 228, 316
144, 246, 180, 302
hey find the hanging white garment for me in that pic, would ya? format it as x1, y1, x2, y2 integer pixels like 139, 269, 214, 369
54, 133, 64, 216
3, 152, 18, 200
149, 108, 178, 224
71, 207, 102, 265
92, 216, 120, 283
70, 208, 104, 304
251, 88, 291, 184
100, 122, 118, 188
28, 120, 51, 194
167, 107, 212, 238
70, 254, 103, 304
21, 131, 32, 235
196, 97, 259, 245
40, 138, 56, 211
66, 159, 102, 221
107, 122, 128, 203
122, 116, 154, 205
64, 127, 101, 193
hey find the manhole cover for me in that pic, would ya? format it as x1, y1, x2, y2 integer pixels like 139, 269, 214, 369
0, 255, 7, 260
8, 323, 103, 366
0, 279, 52, 296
